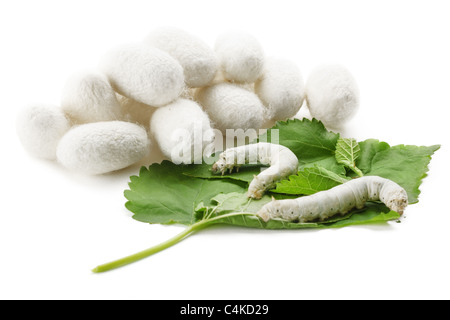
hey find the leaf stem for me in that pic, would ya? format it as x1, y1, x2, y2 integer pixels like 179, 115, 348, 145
91, 212, 256, 273
350, 165, 364, 177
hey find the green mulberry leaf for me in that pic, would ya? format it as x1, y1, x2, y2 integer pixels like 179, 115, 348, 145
335, 137, 364, 177
271, 165, 350, 195
124, 161, 246, 225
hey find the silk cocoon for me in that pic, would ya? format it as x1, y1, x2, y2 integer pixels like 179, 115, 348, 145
255, 57, 305, 121
61, 71, 122, 123
145, 27, 218, 88
305, 64, 360, 128
99, 44, 185, 107
214, 31, 265, 83
150, 99, 214, 164
195, 83, 265, 133
57, 121, 150, 174
16, 104, 71, 160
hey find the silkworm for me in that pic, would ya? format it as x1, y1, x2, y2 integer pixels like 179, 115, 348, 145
61, 71, 122, 124
16, 104, 71, 160
212, 142, 299, 199
214, 31, 265, 83
145, 26, 218, 88
305, 64, 360, 129
99, 44, 184, 107
56, 121, 150, 175
255, 57, 305, 121
257, 176, 408, 223
150, 99, 215, 164
195, 82, 265, 133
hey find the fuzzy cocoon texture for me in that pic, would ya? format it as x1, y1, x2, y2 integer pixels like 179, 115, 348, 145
16, 104, 71, 160
255, 57, 305, 121
99, 44, 185, 107
214, 31, 265, 83
305, 64, 360, 128
145, 27, 218, 88
61, 71, 122, 123
116, 93, 156, 127
56, 121, 150, 175
195, 82, 265, 132
150, 99, 214, 164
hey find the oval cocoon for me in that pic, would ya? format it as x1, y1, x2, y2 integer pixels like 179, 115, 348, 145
150, 99, 214, 164
99, 44, 185, 107
305, 64, 360, 128
116, 93, 156, 128
57, 121, 150, 174
214, 31, 265, 83
195, 83, 265, 132
255, 57, 305, 121
61, 71, 122, 123
145, 27, 218, 88
16, 104, 71, 160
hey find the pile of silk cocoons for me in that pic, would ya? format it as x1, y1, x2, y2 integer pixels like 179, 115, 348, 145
16, 26, 360, 175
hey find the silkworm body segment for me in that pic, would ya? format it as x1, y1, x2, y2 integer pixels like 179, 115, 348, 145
257, 176, 408, 222
212, 143, 299, 199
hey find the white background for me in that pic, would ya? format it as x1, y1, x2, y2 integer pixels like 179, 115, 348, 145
1, 0, 449, 300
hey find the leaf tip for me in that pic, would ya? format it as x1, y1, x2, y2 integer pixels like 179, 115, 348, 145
91, 266, 101, 273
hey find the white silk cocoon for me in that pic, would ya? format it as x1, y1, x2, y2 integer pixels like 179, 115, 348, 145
61, 71, 122, 123
145, 26, 218, 88
214, 31, 265, 83
305, 64, 360, 128
150, 99, 214, 164
99, 44, 185, 107
56, 121, 150, 174
116, 93, 156, 128
255, 57, 305, 121
16, 104, 71, 160
195, 82, 265, 133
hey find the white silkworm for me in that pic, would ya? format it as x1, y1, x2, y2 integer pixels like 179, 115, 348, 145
257, 176, 408, 223
214, 31, 265, 83
61, 71, 122, 124
56, 121, 150, 175
305, 64, 360, 129
99, 44, 185, 107
145, 26, 218, 88
254, 57, 305, 121
212, 143, 299, 199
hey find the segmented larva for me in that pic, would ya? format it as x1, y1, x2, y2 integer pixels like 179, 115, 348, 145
257, 176, 408, 223
212, 143, 299, 199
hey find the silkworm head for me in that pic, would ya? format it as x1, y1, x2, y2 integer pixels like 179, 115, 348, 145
247, 188, 264, 199
386, 196, 408, 215
212, 160, 225, 174
247, 175, 266, 199
384, 188, 408, 215
257, 198, 286, 222
256, 202, 276, 222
